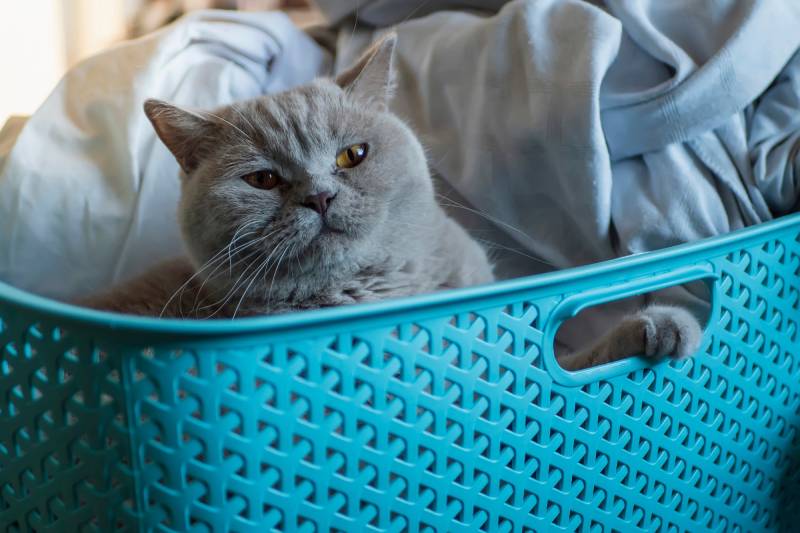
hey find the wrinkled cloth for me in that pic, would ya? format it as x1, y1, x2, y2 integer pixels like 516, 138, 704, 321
2, 1, 800, 307
318, 0, 800, 273
0, 10, 328, 299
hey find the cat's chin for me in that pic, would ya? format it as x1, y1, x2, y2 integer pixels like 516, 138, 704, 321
319, 224, 345, 237
289, 224, 345, 259
305, 218, 348, 243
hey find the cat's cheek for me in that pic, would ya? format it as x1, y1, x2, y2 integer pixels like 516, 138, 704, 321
351, 170, 393, 197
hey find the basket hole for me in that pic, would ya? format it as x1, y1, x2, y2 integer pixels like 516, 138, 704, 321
554, 279, 711, 371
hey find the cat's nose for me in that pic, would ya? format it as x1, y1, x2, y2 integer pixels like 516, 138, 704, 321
302, 191, 336, 216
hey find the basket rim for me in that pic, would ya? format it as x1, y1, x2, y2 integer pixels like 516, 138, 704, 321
1, 213, 798, 338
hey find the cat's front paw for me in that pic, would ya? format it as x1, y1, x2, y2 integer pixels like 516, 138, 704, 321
637, 305, 702, 359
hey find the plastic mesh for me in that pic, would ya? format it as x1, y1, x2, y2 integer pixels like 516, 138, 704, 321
1, 221, 799, 531
0, 322, 137, 532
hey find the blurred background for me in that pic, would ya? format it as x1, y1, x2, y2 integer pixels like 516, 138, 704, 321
0, 0, 320, 126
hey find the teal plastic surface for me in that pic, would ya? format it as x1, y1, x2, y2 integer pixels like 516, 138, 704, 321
1, 214, 799, 532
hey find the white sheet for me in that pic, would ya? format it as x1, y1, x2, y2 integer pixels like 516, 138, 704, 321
0, 10, 328, 299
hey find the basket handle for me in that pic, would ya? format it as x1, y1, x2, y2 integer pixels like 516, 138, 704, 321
541, 264, 718, 386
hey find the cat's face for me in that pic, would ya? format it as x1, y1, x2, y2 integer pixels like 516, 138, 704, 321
145, 35, 434, 301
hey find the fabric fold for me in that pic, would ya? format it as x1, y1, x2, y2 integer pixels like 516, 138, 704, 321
323, 0, 800, 275
0, 10, 329, 299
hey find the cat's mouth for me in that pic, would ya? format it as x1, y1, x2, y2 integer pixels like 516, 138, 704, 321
318, 222, 345, 236
311, 212, 347, 237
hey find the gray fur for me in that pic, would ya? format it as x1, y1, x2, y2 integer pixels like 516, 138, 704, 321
84, 35, 493, 318
559, 304, 703, 371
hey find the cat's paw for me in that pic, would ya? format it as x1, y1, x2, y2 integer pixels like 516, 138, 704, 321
636, 305, 702, 359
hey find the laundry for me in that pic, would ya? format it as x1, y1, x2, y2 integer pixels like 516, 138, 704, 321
0, 9, 328, 299
1, 0, 799, 304
320, 0, 800, 272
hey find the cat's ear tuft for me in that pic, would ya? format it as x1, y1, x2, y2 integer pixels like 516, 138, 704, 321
335, 33, 397, 110
144, 99, 214, 174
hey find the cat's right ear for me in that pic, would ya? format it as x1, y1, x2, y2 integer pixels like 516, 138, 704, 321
335, 33, 397, 110
144, 99, 215, 174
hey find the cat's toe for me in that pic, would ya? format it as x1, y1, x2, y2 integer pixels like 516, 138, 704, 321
639, 305, 702, 359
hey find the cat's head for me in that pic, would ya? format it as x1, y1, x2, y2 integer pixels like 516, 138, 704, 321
144, 34, 437, 309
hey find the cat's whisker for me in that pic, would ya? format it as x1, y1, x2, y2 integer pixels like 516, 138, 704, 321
259, 238, 293, 301
428, 148, 453, 172
223, 231, 259, 277
230, 104, 260, 138
228, 232, 294, 319
194, 229, 267, 289
266, 239, 295, 307
348, 0, 360, 44
202, 248, 269, 318
198, 243, 260, 298
293, 241, 303, 271
231, 248, 275, 319
287, 242, 299, 288
399, 0, 433, 25
473, 237, 559, 269
173, 221, 269, 317
227, 225, 280, 275
191, 236, 271, 315
226, 220, 262, 271
202, 111, 250, 143
160, 225, 259, 317
162, 254, 225, 318
436, 193, 534, 242
392, 221, 433, 231
202, 232, 292, 317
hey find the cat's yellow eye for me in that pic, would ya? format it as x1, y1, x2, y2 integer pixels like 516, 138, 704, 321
242, 170, 281, 190
336, 143, 369, 169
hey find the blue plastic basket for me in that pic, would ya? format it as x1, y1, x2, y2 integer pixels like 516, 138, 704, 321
1, 213, 799, 532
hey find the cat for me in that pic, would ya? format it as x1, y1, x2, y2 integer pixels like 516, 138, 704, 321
82, 34, 493, 318
82, 34, 702, 369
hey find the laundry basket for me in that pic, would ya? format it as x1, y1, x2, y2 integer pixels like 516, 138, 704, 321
1, 214, 799, 533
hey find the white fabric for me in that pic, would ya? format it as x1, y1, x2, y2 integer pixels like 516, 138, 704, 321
0, 10, 328, 299
320, 0, 800, 272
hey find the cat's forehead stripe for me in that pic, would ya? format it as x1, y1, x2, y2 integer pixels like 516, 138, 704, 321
217, 83, 357, 170
285, 99, 313, 156
254, 100, 281, 134
253, 101, 298, 161
297, 87, 337, 151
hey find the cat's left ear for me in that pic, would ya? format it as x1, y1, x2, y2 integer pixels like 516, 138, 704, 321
335, 32, 397, 110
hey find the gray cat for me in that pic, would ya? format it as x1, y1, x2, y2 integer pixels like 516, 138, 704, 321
83, 34, 701, 369
84, 35, 492, 319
